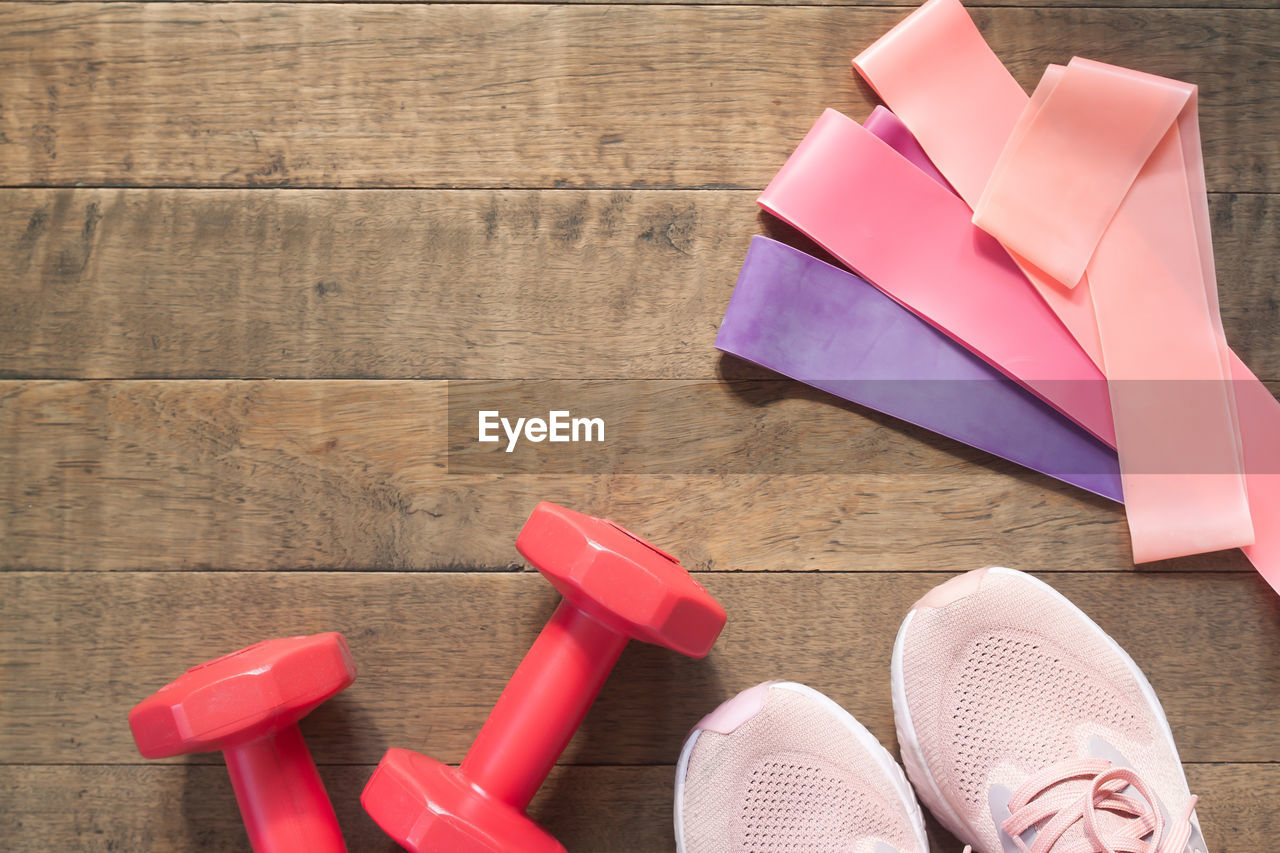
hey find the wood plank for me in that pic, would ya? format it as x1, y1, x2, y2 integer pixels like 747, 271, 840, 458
0, 765, 666, 853
6, 378, 1259, 573
2, 189, 1277, 381
4, 0, 1272, 8
1, 5, 1275, 191
2, 571, 1276, 766
0, 188, 757, 380
1, 763, 1273, 852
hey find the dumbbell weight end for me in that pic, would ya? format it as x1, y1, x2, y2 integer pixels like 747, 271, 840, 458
128, 633, 356, 853
224, 724, 347, 853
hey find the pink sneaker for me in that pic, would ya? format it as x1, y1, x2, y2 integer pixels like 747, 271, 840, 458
892, 567, 1206, 853
674, 681, 929, 853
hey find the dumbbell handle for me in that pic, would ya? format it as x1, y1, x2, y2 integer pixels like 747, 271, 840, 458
460, 600, 629, 811
223, 725, 347, 853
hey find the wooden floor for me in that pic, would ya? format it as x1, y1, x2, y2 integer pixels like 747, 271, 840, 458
2, 0, 1278, 850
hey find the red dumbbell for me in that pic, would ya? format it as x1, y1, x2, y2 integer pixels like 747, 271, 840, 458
129, 632, 357, 853
362, 501, 727, 852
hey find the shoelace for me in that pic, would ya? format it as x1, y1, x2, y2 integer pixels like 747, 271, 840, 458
963, 758, 1197, 853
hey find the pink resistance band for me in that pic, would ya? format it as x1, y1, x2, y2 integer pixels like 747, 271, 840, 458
855, 0, 1280, 586
977, 60, 1251, 563
757, 110, 1117, 448
853, 0, 1105, 367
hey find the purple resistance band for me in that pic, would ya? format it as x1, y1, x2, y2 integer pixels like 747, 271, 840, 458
716, 236, 1123, 501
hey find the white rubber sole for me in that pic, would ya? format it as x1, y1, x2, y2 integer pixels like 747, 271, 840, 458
890, 567, 1203, 851
673, 681, 930, 853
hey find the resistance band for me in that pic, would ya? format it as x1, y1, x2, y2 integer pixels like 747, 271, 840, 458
716, 236, 1123, 501
757, 109, 1116, 448
854, 0, 1279, 585
840, 108, 1275, 542
854, 0, 1105, 366
977, 59, 1251, 562
862, 106, 952, 191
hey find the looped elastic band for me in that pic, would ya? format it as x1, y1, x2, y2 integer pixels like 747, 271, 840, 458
853, 0, 1279, 584
757, 108, 1116, 449
854, 0, 1106, 365
715, 236, 1123, 501
862, 105, 953, 191
976, 58, 1251, 562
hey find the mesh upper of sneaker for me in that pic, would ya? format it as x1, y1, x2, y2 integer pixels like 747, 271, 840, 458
680, 686, 923, 853
898, 569, 1194, 853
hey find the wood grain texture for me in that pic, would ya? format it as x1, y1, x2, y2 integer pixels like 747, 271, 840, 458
1, 5, 1275, 190
3, 572, 1277, 766
3, 189, 1278, 381
2, 0, 1277, 849
0, 766, 669, 853
5, 0, 1274, 7
1, 764, 1274, 853
8, 379, 1264, 573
